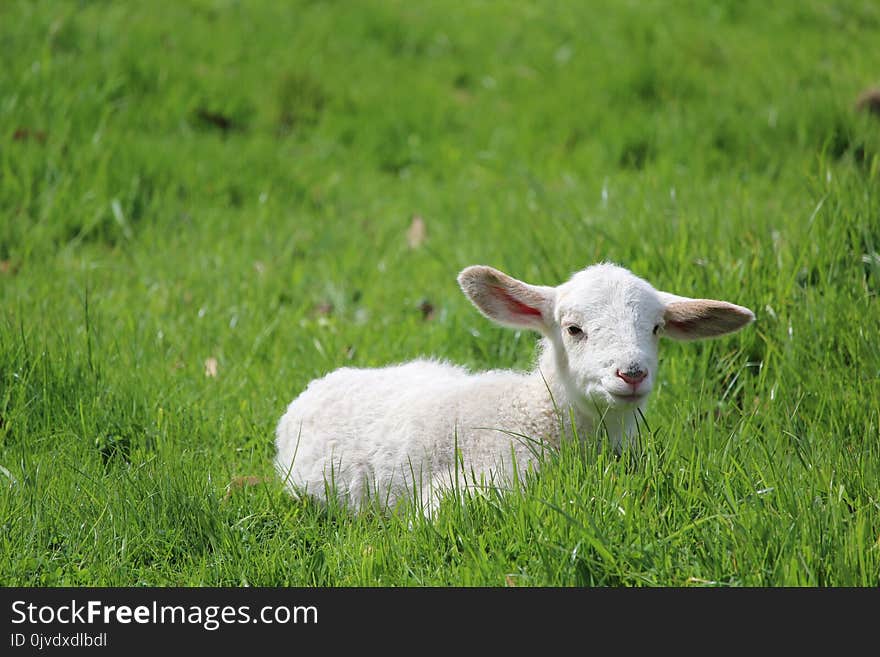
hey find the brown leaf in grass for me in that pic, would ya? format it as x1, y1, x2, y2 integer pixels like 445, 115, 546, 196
204, 357, 218, 378
313, 301, 334, 317
0, 260, 20, 275
406, 215, 427, 249
223, 475, 269, 500
418, 299, 435, 321
856, 87, 880, 116
12, 127, 47, 144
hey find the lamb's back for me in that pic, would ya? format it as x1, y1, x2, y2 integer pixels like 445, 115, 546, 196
274, 359, 472, 501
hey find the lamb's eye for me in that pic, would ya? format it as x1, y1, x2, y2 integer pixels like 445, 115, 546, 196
653, 324, 660, 335
566, 325, 583, 337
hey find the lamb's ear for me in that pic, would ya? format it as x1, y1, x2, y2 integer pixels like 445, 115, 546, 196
658, 291, 755, 341
458, 265, 556, 334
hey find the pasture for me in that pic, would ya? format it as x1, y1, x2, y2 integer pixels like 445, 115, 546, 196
1, 0, 879, 585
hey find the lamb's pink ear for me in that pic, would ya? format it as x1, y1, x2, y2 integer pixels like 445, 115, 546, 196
658, 291, 755, 341
458, 265, 556, 334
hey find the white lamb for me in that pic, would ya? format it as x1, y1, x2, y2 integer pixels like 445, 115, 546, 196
275, 262, 754, 513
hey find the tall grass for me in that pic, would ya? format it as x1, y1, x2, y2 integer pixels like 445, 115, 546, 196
1, 0, 878, 585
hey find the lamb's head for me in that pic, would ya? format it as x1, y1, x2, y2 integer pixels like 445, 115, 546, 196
458, 262, 755, 418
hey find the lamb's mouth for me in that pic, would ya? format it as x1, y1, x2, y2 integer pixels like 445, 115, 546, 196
609, 391, 648, 404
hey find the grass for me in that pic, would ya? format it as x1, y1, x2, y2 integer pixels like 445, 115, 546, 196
1, 0, 879, 586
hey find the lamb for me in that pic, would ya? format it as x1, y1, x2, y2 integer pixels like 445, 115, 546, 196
274, 262, 755, 513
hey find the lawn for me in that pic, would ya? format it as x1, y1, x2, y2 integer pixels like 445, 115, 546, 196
1, 0, 879, 586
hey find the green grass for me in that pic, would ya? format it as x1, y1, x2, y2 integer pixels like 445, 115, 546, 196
1, 0, 879, 586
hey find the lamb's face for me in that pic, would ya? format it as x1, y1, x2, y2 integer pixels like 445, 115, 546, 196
553, 265, 665, 410
458, 261, 755, 420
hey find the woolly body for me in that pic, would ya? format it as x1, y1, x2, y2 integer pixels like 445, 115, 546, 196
275, 358, 564, 510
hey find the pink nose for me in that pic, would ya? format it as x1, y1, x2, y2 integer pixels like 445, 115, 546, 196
616, 368, 648, 385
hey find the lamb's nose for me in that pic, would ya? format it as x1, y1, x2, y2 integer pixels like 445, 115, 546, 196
616, 367, 648, 386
